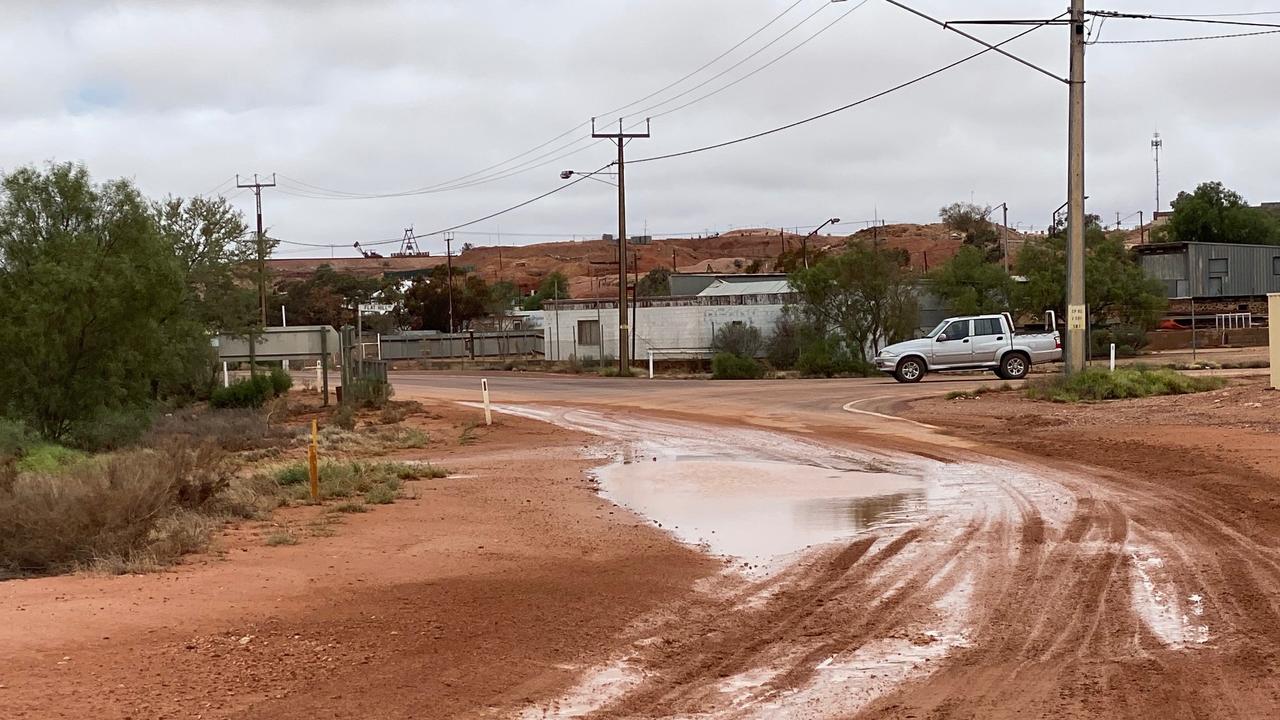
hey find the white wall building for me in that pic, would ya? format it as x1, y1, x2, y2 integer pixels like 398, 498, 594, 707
543, 276, 793, 362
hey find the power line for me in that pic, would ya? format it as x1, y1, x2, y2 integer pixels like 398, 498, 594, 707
273, 0, 823, 201
273, 163, 612, 249
620, 0, 833, 121
647, 0, 872, 121
600, 0, 814, 120
631, 13, 1065, 165
1087, 10, 1280, 29
1092, 28, 1280, 44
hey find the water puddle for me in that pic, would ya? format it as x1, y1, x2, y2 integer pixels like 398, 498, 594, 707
596, 458, 924, 562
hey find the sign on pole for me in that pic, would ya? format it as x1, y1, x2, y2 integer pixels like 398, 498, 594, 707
359, 303, 396, 314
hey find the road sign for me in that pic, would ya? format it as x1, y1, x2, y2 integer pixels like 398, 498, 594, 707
1067, 304, 1086, 331
360, 303, 395, 314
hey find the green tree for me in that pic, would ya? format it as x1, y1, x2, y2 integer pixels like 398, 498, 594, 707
940, 202, 1002, 262
1156, 181, 1280, 246
789, 240, 919, 361
277, 265, 390, 329
487, 280, 521, 329
403, 265, 491, 331
154, 195, 256, 334
1015, 220, 1166, 328
521, 271, 570, 310
928, 246, 1015, 316
637, 267, 671, 297
0, 163, 206, 441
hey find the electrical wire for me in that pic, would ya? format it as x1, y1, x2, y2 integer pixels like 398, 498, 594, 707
1087, 10, 1280, 29
271, 163, 612, 249
274, 0, 825, 201
648, 0, 872, 121
620, 0, 833, 121
599, 0, 813, 120
630, 12, 1064, 165
1092, 28, 1280, 44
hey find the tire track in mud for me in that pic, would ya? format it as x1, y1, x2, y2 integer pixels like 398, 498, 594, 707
853, 455, 1280, 719
510, 404, 1280, 719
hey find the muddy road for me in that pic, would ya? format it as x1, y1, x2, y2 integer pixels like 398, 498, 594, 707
395, 373, 1280, 719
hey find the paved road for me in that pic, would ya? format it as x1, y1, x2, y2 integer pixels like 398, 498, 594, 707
389, 370, 1012, 448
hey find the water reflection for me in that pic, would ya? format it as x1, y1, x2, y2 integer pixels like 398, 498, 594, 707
595, 458, 927, 562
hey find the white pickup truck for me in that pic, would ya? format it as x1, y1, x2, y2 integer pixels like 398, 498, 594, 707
874, 313, 1061, 383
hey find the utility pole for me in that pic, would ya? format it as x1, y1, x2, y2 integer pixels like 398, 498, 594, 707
1002, 204, 1010, 273
444, 231, 455, 334
236, 173, 277, 327
1139, 210, 1145, 244
1065, 0, 1087, 374
592, 117, 650, 375
1152, 132, 1163, 214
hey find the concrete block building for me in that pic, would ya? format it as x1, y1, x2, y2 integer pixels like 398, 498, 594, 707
542, 275, 792, 362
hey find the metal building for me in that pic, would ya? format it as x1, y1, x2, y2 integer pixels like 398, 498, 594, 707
1136, 241, 1280, 299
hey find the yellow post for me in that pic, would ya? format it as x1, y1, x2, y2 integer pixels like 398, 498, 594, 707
1269, 294, 1279, 390
308, 419, 320, 502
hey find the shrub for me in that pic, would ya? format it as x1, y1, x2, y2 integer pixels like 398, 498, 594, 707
0, 418, 34, 460
712, 352, 765, 380
345, 378, 393, 409
765, 314, 803, 370
712, 324, 763, 359
1091, 324, 1149, 359
265, 531, 299, 546
144, 407, 291, 453
333, 404, 357, 430
795, 337, 873, 378
1026, 367, 1225, 403
269, 367, 294, 395
268, 460, 422, 503
15, 444, 88, 474
0, 444, 236, 577
273, 463, 311, 486
67, 406, 154, 451
364, 484, 396, 505
210, 375, 275, 409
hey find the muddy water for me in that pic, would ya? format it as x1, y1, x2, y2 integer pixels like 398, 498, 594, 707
596, 457, 924, 562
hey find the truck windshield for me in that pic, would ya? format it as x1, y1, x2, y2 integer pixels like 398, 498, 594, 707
925, 321, 948, 338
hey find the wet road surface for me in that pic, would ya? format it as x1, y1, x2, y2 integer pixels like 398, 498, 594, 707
392, 372, 1280, 719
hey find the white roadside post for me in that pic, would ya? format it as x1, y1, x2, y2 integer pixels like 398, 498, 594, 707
1269, 294, 1279, 390
281, 305, 288, 371
648, 349, 654, 380
1109, 343, 1116, 372
481, 378, 492, 426
315, 362, 323, 393
222, 362, 230, 388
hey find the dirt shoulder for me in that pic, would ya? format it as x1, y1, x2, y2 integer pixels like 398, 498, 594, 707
901, 376, 1280, 541
0, 402, 715, 719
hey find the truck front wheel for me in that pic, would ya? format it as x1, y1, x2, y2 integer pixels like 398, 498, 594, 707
894, 357, 925, 383
999, 352, 1030, 380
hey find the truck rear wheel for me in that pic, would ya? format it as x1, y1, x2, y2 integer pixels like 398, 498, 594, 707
894, 357, 925, 383
1000, 352, 1030, 380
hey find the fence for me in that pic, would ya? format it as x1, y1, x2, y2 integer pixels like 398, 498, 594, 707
379, 330, 543, 361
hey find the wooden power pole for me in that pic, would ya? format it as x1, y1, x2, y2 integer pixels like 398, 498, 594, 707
591, 118, 650, 375
236, 173, 277, 327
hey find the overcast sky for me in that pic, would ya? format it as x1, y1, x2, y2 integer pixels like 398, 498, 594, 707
4, 0, 1279, 257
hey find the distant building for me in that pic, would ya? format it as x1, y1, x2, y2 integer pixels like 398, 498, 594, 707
543, 275, 794, 362
542, 273, 951, 362
1136, 241, 1280, 299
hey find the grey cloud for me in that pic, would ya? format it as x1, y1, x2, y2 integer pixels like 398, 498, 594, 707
2, 0, 1278, 258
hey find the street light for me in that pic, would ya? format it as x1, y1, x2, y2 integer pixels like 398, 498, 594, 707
560, 169, 618, 187
800, 217, 841, 269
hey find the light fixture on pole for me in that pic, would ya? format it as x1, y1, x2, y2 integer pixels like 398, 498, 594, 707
800, 217, 841, 269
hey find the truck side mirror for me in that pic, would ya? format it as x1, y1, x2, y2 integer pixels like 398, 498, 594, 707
937, 334, 949, 342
